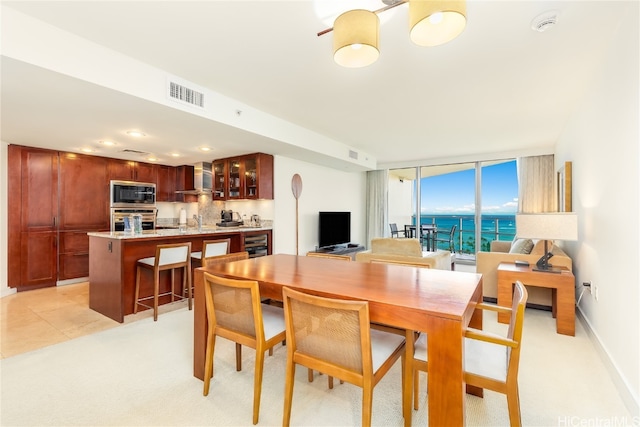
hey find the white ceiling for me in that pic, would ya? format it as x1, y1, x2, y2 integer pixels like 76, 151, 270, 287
0, 1, 632, 169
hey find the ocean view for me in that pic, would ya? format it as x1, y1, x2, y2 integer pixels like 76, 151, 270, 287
412, 214, 516, 253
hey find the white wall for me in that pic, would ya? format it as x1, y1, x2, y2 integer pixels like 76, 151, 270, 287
0, 141, 12, 297
556, 4, 639, 413
272, 155, 367, 255
388, 175, 414, 235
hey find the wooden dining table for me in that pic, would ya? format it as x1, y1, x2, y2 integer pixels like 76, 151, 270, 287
193, 254, 483, 426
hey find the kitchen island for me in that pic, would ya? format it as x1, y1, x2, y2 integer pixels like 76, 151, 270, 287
88, 227, 272, 322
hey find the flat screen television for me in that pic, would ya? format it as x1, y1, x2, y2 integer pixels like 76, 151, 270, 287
318, 211, 351, 249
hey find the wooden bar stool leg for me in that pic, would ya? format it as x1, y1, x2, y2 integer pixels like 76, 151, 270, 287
170, 269, 175, 302
186, 264, 193, 310
153, 269, 160, 321
134, 266, 141, 314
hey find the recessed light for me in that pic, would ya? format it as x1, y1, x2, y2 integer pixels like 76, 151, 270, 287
126, 130, 146, 137
170, 153, 180, 157
99, 140, 116, 146
146, 156, 158, 162
80, 148, 94, 153
199, 147, 211, 152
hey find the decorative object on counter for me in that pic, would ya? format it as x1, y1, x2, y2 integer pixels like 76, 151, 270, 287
132, 214, 143, 235
179, 208, 187, 232
291, 174, 303, 255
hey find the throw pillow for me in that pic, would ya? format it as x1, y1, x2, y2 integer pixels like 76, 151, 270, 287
509, 238, 534, 254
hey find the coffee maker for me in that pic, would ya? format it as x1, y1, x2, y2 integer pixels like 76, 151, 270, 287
216, 210, 243, 227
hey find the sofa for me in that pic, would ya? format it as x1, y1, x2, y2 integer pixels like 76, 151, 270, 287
476, 239, 572, 307
355, 238, 452, 270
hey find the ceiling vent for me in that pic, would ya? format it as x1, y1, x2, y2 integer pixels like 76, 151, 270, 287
349, 150, 358, 160
121, 148, 149, 155
531, 11, 558, 32
168, 80, 205, 108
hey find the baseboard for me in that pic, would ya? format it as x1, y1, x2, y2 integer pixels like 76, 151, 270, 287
57, 277, 89, 286
576, 307, 640, 417
1, 286, 17, 298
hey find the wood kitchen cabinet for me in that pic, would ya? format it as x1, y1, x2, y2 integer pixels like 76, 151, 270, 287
108, 159, 157, 183
8, 146, 59, 290
58, 153, 110, 280
8, 146, 111, 289
212, 153, 273, 201
59, 153, 110, 230
244, 153, 273, 199
175, 165, 197, 203
156, 165, 176, 202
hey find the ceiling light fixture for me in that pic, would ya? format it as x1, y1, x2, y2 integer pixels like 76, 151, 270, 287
126, 130, 146, 137
318, 0, 467, 68
99, 140, 116, 146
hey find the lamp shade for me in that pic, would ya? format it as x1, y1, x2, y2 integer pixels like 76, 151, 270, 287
333, 9, 380, 68
516, 213, 578, 241
409, 0, 466, 47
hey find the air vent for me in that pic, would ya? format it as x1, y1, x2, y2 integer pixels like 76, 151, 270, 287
168, 81, 205, 108
121, 149, 149, 155
349, 150, 358, 160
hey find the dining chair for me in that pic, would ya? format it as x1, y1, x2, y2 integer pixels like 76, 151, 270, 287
305, 252, 352, 261
281, 286, 406, 427
389, 223, 405, 238
433, 224, 456, 252
201, 251, 249, 268
369, 259, 431, 268
411, 280, 528, 427
133, 242, 192, 321
305, 251, 351, 385
202, 272, 286, 425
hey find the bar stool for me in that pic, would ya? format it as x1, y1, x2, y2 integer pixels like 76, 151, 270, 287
191, 238, 231, 267
134, 242, 192, 321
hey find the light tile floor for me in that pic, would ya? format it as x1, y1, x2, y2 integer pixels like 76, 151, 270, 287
0, 282, 187, 359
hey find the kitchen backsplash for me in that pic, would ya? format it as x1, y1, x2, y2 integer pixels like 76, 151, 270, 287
156, 196, 273, 227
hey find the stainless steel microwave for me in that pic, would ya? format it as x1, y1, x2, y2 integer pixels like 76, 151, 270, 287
110, 180, 156, 208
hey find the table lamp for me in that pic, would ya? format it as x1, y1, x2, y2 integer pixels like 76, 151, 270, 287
515, 213, 578, 273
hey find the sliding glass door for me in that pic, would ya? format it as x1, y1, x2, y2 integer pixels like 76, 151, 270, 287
388, 159, 517, 263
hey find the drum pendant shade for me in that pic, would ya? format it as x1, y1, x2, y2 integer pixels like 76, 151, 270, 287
410, 0, 466, 47
333, 10, 380, 68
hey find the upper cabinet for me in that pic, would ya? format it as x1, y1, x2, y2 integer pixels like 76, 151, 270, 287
213, 160, 227, 199
156, 165, 176, 202
108, 159, 157, 183
59, 153, 110, 230
212, 153, 273, 201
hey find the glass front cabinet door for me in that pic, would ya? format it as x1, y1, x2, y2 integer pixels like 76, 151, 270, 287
213, 160, 226, 200
228, 158, 242, 199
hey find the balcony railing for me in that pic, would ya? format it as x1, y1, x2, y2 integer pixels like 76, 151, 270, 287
411, 215, 516, 258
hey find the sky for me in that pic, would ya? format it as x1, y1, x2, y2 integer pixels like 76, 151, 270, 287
416, 160, 518, 215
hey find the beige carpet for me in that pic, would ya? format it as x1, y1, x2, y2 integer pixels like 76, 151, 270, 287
0, 305, 632, 426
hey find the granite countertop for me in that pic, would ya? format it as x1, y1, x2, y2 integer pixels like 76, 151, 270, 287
88, 226, 271, 240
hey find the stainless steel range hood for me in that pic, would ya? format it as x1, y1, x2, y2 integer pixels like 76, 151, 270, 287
176, 161, 212, 195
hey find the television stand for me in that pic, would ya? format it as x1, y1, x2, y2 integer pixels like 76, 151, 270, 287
312, 244, 365, 260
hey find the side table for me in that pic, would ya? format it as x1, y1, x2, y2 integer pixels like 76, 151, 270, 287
497, 262, 575, 336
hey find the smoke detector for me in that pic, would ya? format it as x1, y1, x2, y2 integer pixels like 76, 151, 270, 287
531, 10, 558, 32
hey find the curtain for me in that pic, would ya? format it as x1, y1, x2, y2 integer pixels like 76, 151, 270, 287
517, 155, 556, 213
365, 169, 388, 248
